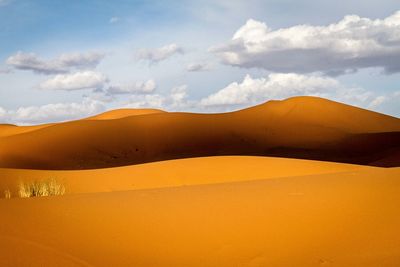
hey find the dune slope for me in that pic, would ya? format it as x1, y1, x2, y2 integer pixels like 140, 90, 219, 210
0, 96, 399, 169
0, 167, 399, 267
0, 108, 165, 138
0, 156, 371, 196
0, 124, 52, 138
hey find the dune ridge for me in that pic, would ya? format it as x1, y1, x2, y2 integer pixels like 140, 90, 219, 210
84, 108, 166, 120
0, 156, 372, 196
0, 96, 399, 169
0, 108, 166, 138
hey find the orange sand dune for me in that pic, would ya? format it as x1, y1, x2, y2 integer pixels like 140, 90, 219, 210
0, 166, 399, 266
84, 108, 165, 120
0, 123, 52, 138
0, 156, 372, 196
0, 96, 399, 169
0, 108, 166, 138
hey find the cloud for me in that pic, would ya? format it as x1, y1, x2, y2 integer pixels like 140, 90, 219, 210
124, 84, 192, 110
0, 68, 12, 74
368, 95, 387, 108
38, 71, 158, 95
0, 99, 106, 125
38, 71, 108, 91
123, 94, 166, 109
200, 73, 338, 107
170, 85, 189, 108
109, 17, 120, 23
200, 73, 387, 111
0, 106, 6, 118
211, 11, 400, 75
186, 63, 211, 72
136, 43, 184, 64
6, 51, 105, 74
107, 79, 156, 95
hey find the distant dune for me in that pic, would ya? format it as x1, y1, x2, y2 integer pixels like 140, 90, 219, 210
0, 96, 399, 169
84, 108, 166, 120
0, 123, 52, 138
0, 108, 165, 138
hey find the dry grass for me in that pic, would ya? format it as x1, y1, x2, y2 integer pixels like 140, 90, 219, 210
4, 189, 11, 199
19, 179, 65, 198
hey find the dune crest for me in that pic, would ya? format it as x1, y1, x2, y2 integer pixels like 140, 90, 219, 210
0, 156, 371, 196
85, 108, 166, 120
0, 108, 165, 138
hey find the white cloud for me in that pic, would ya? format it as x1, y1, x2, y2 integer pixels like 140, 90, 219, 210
170, 85, 189, 108
124, 84, 191, 110
107, 79, 156, 94
186, 63, 211, 72
84, 92, 115, 103
211, 11, 400, 75
200, 73, 387, 111
0, 68, 12, 74
6, 51, 105, 74
136, 43, 184, 64
368, 95, 387, 108
0, 106, 6, 118
200, 73, 338, 107
124, 94, 166, 109
38, 71, 108, 91
0, 99, 106, 125
109, 17, 120, 23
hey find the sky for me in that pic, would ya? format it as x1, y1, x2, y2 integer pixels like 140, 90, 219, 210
0, 0, 400, 124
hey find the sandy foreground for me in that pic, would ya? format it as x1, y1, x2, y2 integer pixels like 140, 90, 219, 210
0, 159, 399, 266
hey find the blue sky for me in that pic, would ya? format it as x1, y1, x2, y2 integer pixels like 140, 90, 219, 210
0, 0, 400, 124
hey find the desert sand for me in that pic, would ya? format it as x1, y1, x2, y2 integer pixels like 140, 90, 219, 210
0, 166, 399, 266
0, 156, 372, 196
0, 96, 399, 266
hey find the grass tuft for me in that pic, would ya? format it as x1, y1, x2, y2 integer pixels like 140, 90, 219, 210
4, 189, 11, 199
19, 179, 65, 198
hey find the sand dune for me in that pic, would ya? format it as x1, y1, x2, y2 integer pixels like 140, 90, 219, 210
0, 108, 165, 138
0, 96, 399, 169
0, 156, 372, 196
0, 166, 399, 267
85, 108, 166, 120
0, 123, 52, 138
